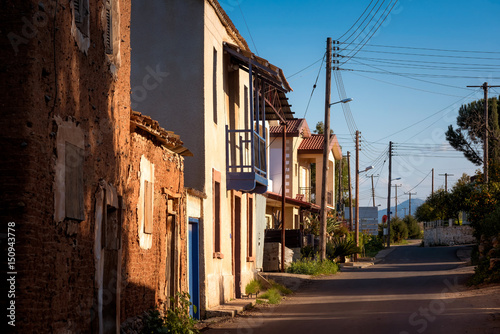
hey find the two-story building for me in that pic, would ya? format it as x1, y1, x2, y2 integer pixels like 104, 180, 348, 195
266, 119, 342, 230
130, 0, 294, 316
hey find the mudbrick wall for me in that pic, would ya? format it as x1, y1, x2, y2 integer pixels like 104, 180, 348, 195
424, 225, 476, 247
121, 128, 187, 324
1, 1, 188, 333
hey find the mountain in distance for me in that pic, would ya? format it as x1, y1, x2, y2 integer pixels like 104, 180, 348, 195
378, 198, 425, 222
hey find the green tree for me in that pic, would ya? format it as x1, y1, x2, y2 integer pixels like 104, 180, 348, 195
403, 215, 422, 239
313, 121, 333, 135
445, 96, 500, 166
390, 217, 408, 243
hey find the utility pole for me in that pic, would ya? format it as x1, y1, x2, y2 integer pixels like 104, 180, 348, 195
467, 82, 500, 184
432, 168, 434, 196
368, 174, 379, 207
355, 130, 360, 261
393, 184, 402, 218
347, 152, 353, 231
320, 37, 332, 261
387, 141, 393, 248
439, 173, 454, 192
405, 192, 417, 216
337, 155, 343, 214
281, 122, 287, 273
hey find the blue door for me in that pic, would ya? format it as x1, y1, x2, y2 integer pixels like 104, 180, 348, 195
188, 218, 200, 319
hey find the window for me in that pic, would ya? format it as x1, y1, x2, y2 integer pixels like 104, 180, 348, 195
138, 156, 154, 249
65, 142, 85, 220
247, 197, 254, 261
213, 48, 218, 124
213, 169, 222, 257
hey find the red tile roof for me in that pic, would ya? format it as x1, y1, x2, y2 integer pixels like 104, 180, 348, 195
298, 134, 342, 160
269, 119, 311, 137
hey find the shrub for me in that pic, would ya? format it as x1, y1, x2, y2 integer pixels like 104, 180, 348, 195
364, 235, 385, 257
141, 292, 199, 334
404, 215, 422, 239
245, 279, 263, 295
287, 258, 339, 276
390, 217, 408, 243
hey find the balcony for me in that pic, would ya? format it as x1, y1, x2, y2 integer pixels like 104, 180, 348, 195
226, 126, 268, 194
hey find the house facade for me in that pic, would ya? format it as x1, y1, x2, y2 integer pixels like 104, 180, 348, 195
267, 119, 342, 230
130, 0, 293, 315
1, 1, 191, 332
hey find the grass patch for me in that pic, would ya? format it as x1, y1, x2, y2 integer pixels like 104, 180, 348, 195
258, 288, 282, 304
286, 258, 339, 276
270, 280, 292, 295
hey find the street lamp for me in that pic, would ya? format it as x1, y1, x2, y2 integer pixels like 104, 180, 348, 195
354, 165, 374, 261
330, 98, 353, 106
320, 97, 353, 260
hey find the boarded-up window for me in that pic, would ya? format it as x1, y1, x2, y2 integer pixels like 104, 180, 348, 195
73, 0, 89, 37
65, 142, 85, 220
144, 180, 153, 234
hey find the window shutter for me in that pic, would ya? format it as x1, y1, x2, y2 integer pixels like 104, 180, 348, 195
74, 0, 82, 23
105, 0, 113, 54
144, 180, 153, 234
65, 142, 85, 221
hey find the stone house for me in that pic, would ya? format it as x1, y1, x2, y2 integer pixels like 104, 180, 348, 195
1, 1, 190, 333
130, 0, 294, 316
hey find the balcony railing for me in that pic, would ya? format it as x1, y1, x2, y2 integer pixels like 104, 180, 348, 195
327, 191, 333, 206
298, 187, 312, 203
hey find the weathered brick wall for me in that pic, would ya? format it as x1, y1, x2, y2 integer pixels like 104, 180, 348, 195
121, 130, 186, 323
424, 225, 475, 247
1, 0, 132, 332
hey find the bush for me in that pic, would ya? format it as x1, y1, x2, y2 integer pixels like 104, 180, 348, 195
390, 218, 408, 244
404, 215, 422, 239
364, 235, 385, 257
287, 258, 339, 276
141, 292, 199, 334
245, 279, 264, 295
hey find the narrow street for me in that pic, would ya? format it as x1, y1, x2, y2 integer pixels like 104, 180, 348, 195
204, 244, 500, 334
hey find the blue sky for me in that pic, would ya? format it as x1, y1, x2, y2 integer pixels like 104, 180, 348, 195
220, 0, 500, 212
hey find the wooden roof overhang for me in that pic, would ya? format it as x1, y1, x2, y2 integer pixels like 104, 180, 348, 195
223, 42, 294, 123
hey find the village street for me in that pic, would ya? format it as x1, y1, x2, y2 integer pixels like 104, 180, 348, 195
204, 244, 500, 334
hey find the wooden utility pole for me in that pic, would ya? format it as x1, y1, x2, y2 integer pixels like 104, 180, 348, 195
405, 192, 417, 216
439, 173, 454, 192
467, 82, 500, 184
355, 130, 360, 261
432, 168, 434, 196
347, 152, 353, 231
281, 122, 287, 272
320, 37, 332, 261
387, 141, 393, 248
393, 184, 402, 218
337, 155, 343, 214
368, 174, 379, 207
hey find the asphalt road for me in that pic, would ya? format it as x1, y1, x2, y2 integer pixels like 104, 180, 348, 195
204, 244, 500, 334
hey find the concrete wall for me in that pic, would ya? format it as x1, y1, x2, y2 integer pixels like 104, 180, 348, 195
130, 0, 205, 190
424, 225, 475, 247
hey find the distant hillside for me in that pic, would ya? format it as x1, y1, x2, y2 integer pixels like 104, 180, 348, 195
378, 198, 425, 222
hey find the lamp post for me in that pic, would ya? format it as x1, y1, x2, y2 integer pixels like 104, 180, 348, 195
354, 165, 373, 261
319, 89, 352, 260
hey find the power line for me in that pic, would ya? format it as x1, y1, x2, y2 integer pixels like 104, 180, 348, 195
341, 42, 500, 54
